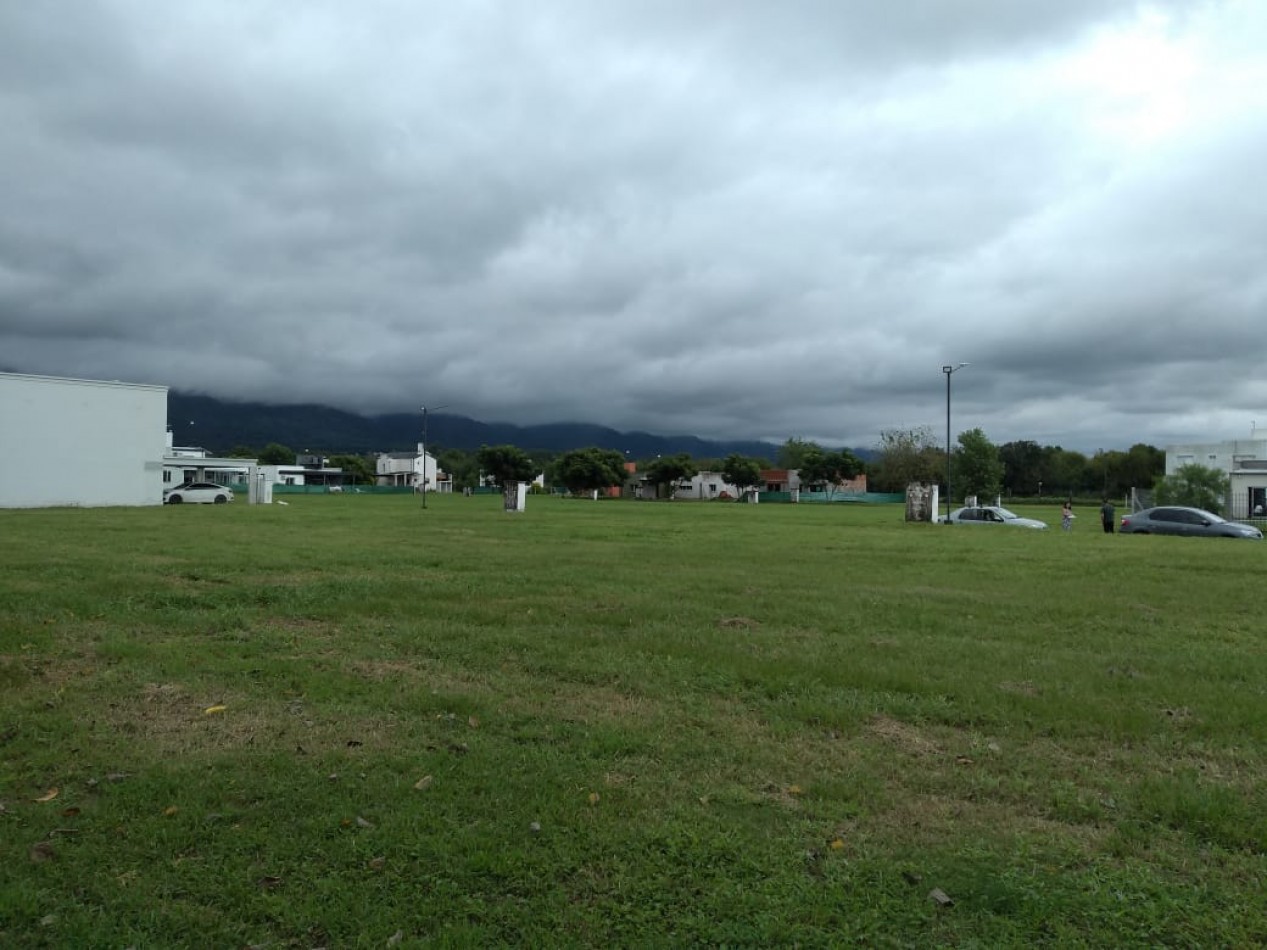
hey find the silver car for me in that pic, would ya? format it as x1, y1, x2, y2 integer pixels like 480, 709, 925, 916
1119, 506, 1262, 539
947, 506, 1048, 529
164, 481, 234, 505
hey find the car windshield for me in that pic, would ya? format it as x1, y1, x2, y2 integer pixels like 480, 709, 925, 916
994, 508, 1021, 520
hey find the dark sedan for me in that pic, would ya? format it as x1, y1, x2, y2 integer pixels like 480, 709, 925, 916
1119, 506, 1263, 539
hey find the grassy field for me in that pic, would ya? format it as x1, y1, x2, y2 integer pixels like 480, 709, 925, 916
2, 494, 1265, 947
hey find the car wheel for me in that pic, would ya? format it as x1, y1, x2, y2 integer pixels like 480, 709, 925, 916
214, 495, 228, 504
168, 495, 182, 504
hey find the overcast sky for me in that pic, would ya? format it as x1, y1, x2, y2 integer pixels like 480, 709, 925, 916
3, 1, 1265, 452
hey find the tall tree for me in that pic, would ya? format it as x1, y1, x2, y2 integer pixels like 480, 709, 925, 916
721, 454, 762, 497
871, 427, 940, 493
1045, 447, 1091, 498
999, 440, 1045, 495
328, 453, 374, 485
955, 428, 1004, 501
799, 447, 864, 499
1154, 463, 1230, 514
438, 448, 478, 491
644, 453, 698, 500
1119, 443, 1165, 494
476, 444, 538, 508
776, 437, 819, 470
555, 447, 628, 497
258, 443, 295, 465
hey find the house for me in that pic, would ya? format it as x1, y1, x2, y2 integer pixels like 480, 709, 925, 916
672, 470, 742, 500
759, 468, 869, 499
262, 453, 344, 488
163, 429, 254, 490
376, 444, 450, 492
0, 371, 167, 507
1167, 433, 1267, 518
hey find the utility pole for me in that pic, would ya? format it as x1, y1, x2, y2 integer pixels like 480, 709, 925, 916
420, 404, 449, 509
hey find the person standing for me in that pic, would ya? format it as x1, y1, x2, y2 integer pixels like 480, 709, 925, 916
1100, 498, 1116, 534
1061, 500, 1074, 532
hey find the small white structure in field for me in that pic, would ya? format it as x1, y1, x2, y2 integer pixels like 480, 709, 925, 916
0, 371, 167, 508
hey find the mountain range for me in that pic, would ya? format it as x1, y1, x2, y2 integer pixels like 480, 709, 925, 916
168, 392, 806, 461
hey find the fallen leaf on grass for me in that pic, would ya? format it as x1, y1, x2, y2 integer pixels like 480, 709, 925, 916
368, 856, 387, 870
928, 887, 954, 907
413, 775, 433, 791
787, 785, 803, 796
30, 842, 56, 862
386, 931, 404, 947
203, 705, 227, 716
467, 716, 479, 729
33, 788, 59, 803
356, 816, 374, 828
257, 875, 283, 890
829, 838, 845, 851
61, 807, 80, 818
163, 806, 179, 817
587, 792, 600, 806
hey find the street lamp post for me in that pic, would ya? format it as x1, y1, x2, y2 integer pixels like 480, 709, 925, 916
420, 404, 449, 509
942, 363, 968, 523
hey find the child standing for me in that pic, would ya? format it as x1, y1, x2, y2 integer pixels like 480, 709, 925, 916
1061, 501, 1074, 532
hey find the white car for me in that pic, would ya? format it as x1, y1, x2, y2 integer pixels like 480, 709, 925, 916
947, 505, 1047, 529
164, 481, 234, 505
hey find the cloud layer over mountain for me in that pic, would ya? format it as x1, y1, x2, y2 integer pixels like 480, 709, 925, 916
3, 1, 1265, 451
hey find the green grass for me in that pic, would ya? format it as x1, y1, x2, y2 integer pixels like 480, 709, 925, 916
2, 495, 1265, 947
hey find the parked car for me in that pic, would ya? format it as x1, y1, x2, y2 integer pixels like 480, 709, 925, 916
1119, 506, 1262, 539
947, 506, 1048, 529
164, 482, 234, 505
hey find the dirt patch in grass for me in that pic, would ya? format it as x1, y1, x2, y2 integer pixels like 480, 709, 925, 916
997, 680, 1040, 696
847, 792, 1108, 855
88, 682, 423, 758
868, 715, 944, 758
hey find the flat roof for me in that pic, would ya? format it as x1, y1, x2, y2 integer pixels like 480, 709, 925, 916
0, 370, 168, 393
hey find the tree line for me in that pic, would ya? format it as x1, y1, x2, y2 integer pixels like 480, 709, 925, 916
865, 427, 1165, 500
230, 430, 1168, 502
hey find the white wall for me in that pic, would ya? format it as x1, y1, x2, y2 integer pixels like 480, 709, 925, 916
1166, 440, 1267, 475
0, 372, 168, 508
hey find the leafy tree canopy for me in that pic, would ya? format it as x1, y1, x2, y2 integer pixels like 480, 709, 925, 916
328, 454, 374, 485
871, 427, 940, 493
555, 447, 628, 495
1154, 463, 1230, 514
476, 444, 537, 485
644, 453, 698, 497
955, 428, 1004, 501
776, 437, 819, 470
721, 454, 763, 492
258, 443, 295, 466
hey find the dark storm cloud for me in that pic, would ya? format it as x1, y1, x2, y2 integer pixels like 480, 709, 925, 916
1, 1, 1264, 452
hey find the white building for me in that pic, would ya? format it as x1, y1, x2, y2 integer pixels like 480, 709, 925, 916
376, 445, 449, 492
163, 429, 254, 489
672, 470, 741, 501
1167, 433, 1267, 518
0, 371, 167, 507
260, 454, 344, 488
